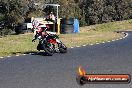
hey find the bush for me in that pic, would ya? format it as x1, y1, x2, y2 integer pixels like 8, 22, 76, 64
0, 28, 12, 37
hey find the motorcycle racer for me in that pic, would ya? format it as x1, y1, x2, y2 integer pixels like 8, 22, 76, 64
31, 17, 44, 42
31, 17, 67, 55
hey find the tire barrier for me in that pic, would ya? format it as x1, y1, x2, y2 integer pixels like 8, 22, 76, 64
61, 18, 74, 25
60, 18, 74, 34
61, 24, 73, 34
15, 23, 32, 34
60, 18, 79, 34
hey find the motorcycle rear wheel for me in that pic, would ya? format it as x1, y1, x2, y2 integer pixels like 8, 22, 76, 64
42, 43, 54, 56
37, 43, 43, 51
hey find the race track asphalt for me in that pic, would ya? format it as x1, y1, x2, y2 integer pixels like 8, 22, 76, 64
0, 31, 132, 88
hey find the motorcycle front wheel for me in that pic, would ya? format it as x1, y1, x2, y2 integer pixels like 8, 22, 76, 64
58, 43, 67, 53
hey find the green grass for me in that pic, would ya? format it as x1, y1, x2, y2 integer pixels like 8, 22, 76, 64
0, 19, 132, 57
60, 31, 122, 47
94, 19, 132, 31
0, 34, 38, 56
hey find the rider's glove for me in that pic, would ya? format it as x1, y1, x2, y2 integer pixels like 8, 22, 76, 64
32, 39, 36, 42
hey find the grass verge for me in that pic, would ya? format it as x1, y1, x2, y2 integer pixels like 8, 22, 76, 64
0, 19, 132, 57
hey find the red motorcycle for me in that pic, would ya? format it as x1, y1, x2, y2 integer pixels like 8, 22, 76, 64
35, 27, 67, 56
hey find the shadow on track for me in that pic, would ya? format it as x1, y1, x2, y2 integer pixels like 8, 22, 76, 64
11, 51, 52, 56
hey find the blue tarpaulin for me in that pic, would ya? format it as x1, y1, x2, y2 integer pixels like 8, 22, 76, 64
73, 19, 79, 33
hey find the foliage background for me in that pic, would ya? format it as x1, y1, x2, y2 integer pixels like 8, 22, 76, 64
0, 0, 132, 36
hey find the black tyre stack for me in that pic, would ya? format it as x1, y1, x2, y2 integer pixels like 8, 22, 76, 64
15, 23, 32, 34
15, 23, 27, 34
60, 18, 74, 34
